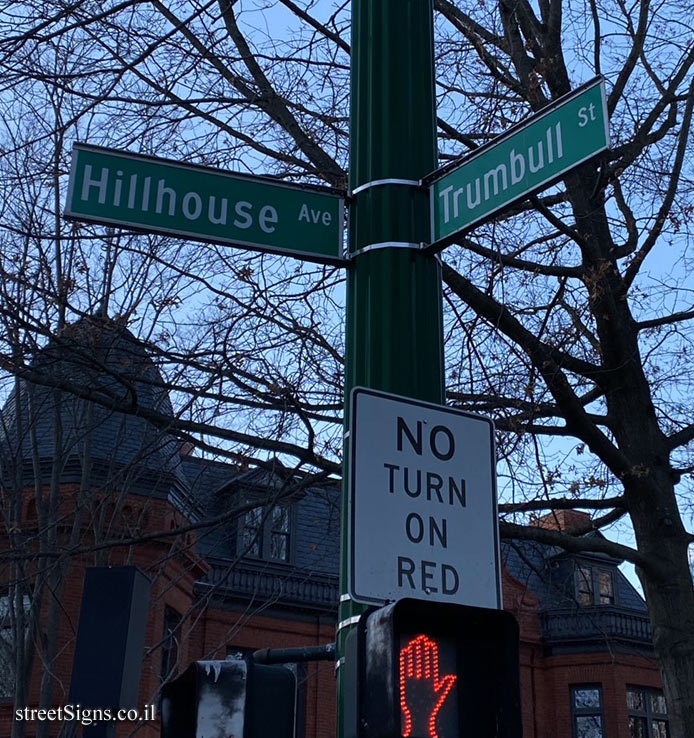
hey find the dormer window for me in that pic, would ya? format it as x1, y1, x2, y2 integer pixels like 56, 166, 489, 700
576, 566, 593, 606
597, 570, 614, 604
575, 565, 614, 606
239, 502, 292, 563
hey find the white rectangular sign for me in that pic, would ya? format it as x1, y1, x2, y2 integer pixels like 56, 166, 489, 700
348, 388, 501, 608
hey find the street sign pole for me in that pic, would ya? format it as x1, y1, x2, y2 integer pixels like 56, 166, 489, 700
337, 1, 444, 736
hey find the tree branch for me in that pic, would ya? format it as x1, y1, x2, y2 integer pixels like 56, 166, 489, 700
500, 520, 659, 574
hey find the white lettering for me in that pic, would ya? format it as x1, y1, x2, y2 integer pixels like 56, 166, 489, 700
208, 196, 228, 225
322, 211, 332, 226
81, 165, 108, 204
155, 179, 176, 216
438, 186, 453, 224
453, 187, 464, 219
298, 203, 310, 222
142, 176, 151, 211
466, 179, 481, 209
233, 201, 253, 229
528, 141, 544, 173
556, 122, 564, 158
510, 149, 525, 185
578, 104, 597, 128
127, 174, 137, 209
182, 192, 202, 220
483, 163, 508, 200
113, 170, 123, 207
259, 205, 278, 234
546, 127, 554, 165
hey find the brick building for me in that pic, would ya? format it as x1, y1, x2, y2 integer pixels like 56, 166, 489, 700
0, 316, 667, 738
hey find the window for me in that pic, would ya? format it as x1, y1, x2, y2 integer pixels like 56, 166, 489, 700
575, 565, 614, 606
627, 686, 668, 738
269, 505, 291, 561
576, 566, 594, 606
571, 685, 604, 738
597, 570, 614, 604
239, 503, 292, 563
0, 592, 31, 699
160, 606, 182, 683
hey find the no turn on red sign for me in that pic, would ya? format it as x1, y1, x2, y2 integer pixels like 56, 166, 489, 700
348, 388, 502, 609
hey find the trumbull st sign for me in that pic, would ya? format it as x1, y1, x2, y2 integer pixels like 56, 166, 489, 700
348, 388, 501, 609
65, 144, 345, 264
429, 77, 609, 247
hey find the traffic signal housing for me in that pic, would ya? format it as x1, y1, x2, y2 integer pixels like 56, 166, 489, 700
160, 657, 296, 738
347, 598, 522, 738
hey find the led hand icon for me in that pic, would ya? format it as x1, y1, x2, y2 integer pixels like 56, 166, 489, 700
399, 635, 456, 738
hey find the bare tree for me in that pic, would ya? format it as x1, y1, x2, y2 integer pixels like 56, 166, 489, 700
2, 0, 694, 734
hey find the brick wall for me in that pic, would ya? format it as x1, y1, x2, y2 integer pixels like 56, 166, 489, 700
0, 480, 664, 738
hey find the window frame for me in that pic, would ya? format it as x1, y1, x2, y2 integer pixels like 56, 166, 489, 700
626, 686, 668, 738
571, 684, 605, 738
238, 500, 294, 564
574, 564, 616, 606
160, 605, 182, 684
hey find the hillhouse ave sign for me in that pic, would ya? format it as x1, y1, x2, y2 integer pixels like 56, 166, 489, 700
65, 144, 345, 265
428, 77, 609, 247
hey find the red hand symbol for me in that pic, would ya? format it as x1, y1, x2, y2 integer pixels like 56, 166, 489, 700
399, 635, 456, 738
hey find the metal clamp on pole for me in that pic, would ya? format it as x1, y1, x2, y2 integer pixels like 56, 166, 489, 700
350, 178, 423, 197
336, 615, 362, 634
349, 241, 425, 259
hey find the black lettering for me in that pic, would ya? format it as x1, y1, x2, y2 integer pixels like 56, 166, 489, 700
442, 564, 460, 594
397, 417, 422, 455
405, 513, 424, 543
384, 463, 399, 493
430, 425, 455, 460
398, 556, 416, 588
448, 477, 466, 507
426, 472, 444, 503
404, 467, 421, 497
421, 560, 438, 592
429, 517, 447, 548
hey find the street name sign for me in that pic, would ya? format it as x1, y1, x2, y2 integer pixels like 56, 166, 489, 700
429, 77, 609, 248
348, 387, 501, 609
65, 144, 345, 265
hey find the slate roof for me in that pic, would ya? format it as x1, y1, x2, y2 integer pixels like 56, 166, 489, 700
180, 455, 341, 576
179, 454, 341, 613
0, 315, 192, 510
502, 536, 647, 613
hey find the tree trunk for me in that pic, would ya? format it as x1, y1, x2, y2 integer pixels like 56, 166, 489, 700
635, 529, 694, 736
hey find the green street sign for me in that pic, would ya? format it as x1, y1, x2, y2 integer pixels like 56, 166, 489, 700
429, 77, 609, 248
65, 144, 345, 265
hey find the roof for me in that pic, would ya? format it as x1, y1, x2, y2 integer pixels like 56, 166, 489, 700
181, 456, 341, 573
0, 315, 191, 507
502, 538, 647, 613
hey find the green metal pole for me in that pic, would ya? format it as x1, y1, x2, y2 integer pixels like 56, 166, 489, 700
337, 1, 444, 735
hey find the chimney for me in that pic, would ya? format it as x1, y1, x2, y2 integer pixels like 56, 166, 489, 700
533, 509, 592, 532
